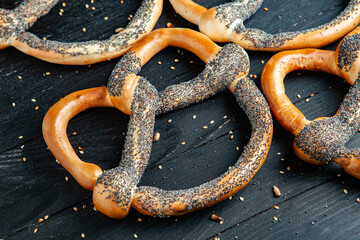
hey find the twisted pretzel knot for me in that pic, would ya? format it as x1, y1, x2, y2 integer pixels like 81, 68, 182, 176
0, 0, 162, 65
261, 27, 360, 179
170, 0, 360, 51
43, 28, 273, 219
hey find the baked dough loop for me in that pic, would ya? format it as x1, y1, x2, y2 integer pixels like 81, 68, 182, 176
43, 28, 273, 219
261, 27, 360, 179
0, 0, 162, 64
170, 0, 360, 51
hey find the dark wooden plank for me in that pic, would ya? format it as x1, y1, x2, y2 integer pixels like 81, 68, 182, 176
1, 0, 359, 239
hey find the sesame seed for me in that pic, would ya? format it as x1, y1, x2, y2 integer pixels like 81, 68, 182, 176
274, 205, 280, 210
91, 6, 95, 10
115, 27, 123, 33
35, 106, 39, 110
168, 119, 172, 123
305, 98, 310, 102
277, 152, 281, 155
297, 94, 301, 99
189, 60, 194, 64
230, 135, 234, 140
239, 197, 244, 201
65, 176, 69, 181
264, 7, 269, 11
73, 207, 78, 212
38, 218, 44, 223
287, 166, 291, 171
157, 61, 162, 65
104, 16, 109, 20
82, 28, 86, 32
138, 218, 142, 222
31, 98, 36, 102
79, 150, 84, 154
181, 141, 186, 145
158, 165, 162, 170
170, 66, 175, 70
192, 115, 197, 119
19, 136, 23, 139
273, 185, 281, 197
134, 234, 138, 238
62, 2, 66, 7
71, 132, 77, 136
81, 233, 85, 238
223, 115, 228, 119
356, 198, 360, 203
236, 146, 240, 151
174, 59, 179, 63
18, 76, 22, 79
12, 102, 16, 107
34, 228, 38, 233
273, 216, 278, 221
203, 126, 208, 130
153, 132, 160, 142
166, 22, 174, 28
229, 196, 232, 200
344, 189, 348, 194
279, 170, 285, 174
261, 60, 265, 64
210, 120, 214, 124
44, 215, 49, 220
23, 157, 27, 162
85, 4, 89, 8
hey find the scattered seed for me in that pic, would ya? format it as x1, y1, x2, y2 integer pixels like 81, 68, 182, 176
138, 218, 142, 222
35, 106, 39, 110
65, 176, 69, 181
261, 60, 265, 64
18, 75, 23, 79
203, 126, 208, 130
81, 233, 85, 238
44, 215, 49, 220
174, 59, 179, 63
280, 158, 284, 161
166, 22, 174, 28
210, 120, 214, 124
73, 207, 78, 212
287, 166, 291, 171
273, 185, 281, 197
170, 66, 175, 70
273, 216, 278, 221
23, 157, 27, 162
134, 233, 138, 238
91, 6, 95, 10
12, 102, 16, 107
229, 196, 232, 200
279, 171, 285, 174
82, 27, 86, 32
79, 150, 84, 154
71, 132, 77, 136
344, 189, 348, 194
219, 220, 224, 225
85, 3, 89, 8
230, 135, 234, 140
189, 60, 194, 64
157, 61, 162, 65
34, 228, 38, 233
153, 132, 160, 142
62, 2, 66, 7
236, 146, 240, 151
305, 98, 310, 102
38, 218, 44, 223
223, 115, 228, 119
239, 197, 244, 201
168, 119, 172, 123
211, 214, 224, 222
264, 7, 269, 11
357, 198, 360, 203
297, 94, 301, 99
158, 165, 162, 170
274, 205, 280, 210
192, 115, 197, 119
104, 16, 109, 20
181, 141, 186, 145
19, 136, 23, 139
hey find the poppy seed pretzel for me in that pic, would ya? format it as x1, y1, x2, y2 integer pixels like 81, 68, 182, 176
43, 28, 273, 219
0, 0, 162, 65
261, 27, 360, 179
170, 0, 360, 51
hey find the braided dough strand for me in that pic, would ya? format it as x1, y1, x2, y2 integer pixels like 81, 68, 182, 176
170, 0, 360, 51
261, 27, 360, 178
1, 0, 163, 64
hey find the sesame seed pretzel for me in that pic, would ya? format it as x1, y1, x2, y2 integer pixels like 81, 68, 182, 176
43, 28, 273, 219
0, 0, 162, 65
169, 0, 360, 51
261, 27, 360, 179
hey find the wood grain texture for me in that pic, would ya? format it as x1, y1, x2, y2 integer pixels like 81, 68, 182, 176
1, 0, 360, 239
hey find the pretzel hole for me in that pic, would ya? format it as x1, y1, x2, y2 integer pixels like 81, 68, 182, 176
139, 93, 251, 190
65, 107, 129, 170
244, 0, 344, 34
284, 70, 347, 120
27, 0, 143, 42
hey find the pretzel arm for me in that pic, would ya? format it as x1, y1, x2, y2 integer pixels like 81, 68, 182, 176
4, 0, 163, 64
42, 87, 114, 190
93, 78, 159, 219
13, 0, 59, 28
261, 48, 340, 135
132, 78, 272, 217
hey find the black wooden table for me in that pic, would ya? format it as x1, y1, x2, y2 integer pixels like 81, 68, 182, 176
1, 0, 360, 239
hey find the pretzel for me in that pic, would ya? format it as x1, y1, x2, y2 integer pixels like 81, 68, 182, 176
0, 0, 162, 65
261, 27, 360, 179
169, 0, 360, 51
43, 28, 273, 219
